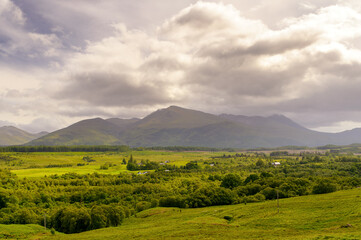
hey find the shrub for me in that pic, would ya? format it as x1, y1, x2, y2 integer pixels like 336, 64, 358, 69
312, 181, 337, 194
51, 206, 91, 233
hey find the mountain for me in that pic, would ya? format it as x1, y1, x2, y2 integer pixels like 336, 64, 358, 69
121, 106, 253, 147
219, 114, 306, 130
28, 118, 124, 146
25, 106, 361, 148
106, 118, 140, 129
0, 126, 48, 146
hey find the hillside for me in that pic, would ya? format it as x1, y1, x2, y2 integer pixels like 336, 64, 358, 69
25, 106, 361, 148
0, 126, 47, 146
12, 188, 355, 239
28, 118, 123, 146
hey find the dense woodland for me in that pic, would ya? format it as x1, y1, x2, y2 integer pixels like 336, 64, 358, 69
0, 149, 361, 234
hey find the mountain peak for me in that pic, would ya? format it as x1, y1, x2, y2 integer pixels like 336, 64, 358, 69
267, 114, 305, 129
159, 105, 187, 112
137, 106, 225, 129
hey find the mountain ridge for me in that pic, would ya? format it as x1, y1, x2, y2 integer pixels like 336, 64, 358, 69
9, 105, 361, 148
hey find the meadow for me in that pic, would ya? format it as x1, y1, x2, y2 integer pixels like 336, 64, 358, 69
0, 150, 226, 178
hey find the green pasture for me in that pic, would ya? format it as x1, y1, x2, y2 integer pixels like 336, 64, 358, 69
0, 151, 226, 178
0, 224, 50, 240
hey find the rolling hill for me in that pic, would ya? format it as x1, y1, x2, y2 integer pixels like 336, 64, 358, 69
24, 106, 361, 148
7, 188, 360, 240
0, 126, 47, 146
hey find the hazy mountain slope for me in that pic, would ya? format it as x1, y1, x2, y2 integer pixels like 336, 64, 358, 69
219, 113, 334, 147
28, 118, 123, 146
219, 114, 306, 130
329, 128, 361, 145
105, 118, 140, 132
0, 126, 47, 146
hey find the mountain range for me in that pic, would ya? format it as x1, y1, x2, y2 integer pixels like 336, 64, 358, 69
3, 106, 361, 148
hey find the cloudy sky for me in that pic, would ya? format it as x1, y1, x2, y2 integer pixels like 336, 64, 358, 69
1, 0, 361, 133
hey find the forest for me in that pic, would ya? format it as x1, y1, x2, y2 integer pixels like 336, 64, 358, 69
0, 148, 360, 234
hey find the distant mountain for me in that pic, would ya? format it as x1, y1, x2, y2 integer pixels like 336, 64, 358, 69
0, 126, 48, 146
121, 106, 250, 147
219, 114, 306, 130
25, 106, 361, 148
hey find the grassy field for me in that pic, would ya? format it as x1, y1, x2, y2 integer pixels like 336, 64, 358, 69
0, 151, 226, 178
2, 188, 358, 240
0, 224, 49, 240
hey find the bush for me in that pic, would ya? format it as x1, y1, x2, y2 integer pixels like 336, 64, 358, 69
312, 181, 337, 194
12, 209, 39, 224
136, 201, 151, 212
51, 206, 91, 233
159, 196, 186, 208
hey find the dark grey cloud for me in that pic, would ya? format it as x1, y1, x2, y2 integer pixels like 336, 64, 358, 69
58, 72, 170, 107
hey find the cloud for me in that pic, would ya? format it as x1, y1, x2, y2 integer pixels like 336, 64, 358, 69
54, 1, 361, 127
3, 0, 361, 133
0, 0, 64, 64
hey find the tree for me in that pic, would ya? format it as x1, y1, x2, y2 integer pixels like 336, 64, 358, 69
221, 173, 242, 189
312, 181, 337, 194
51, 206, 91, 233
244, 174, 259, 184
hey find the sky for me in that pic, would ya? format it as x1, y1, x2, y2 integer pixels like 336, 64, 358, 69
1, 0, 361, 133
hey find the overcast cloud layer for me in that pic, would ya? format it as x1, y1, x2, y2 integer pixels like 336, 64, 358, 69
1, 0, 361, 133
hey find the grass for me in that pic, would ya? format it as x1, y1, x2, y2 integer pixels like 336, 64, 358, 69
2, 151, 227, 178
34, 188, 361, 240
0, 224, 52, 240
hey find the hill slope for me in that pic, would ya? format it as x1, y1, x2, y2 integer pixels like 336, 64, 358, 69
0, 126, 47, 146
42, 188, 361, 240
28, 118, 123, 146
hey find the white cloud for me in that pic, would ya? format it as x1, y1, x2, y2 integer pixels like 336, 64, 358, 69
53, 2, 361, 125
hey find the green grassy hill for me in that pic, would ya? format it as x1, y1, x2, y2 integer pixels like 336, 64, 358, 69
0, 126, 47, 146
3, 188, 355, 240
0, 224, 50, 239
28, 118, 123, 146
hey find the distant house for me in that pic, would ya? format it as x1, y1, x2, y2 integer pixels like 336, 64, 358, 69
160, 162, 165, 165
165, 161, 170, 163
209, 164, 215, 167
272, 162, 281, 166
